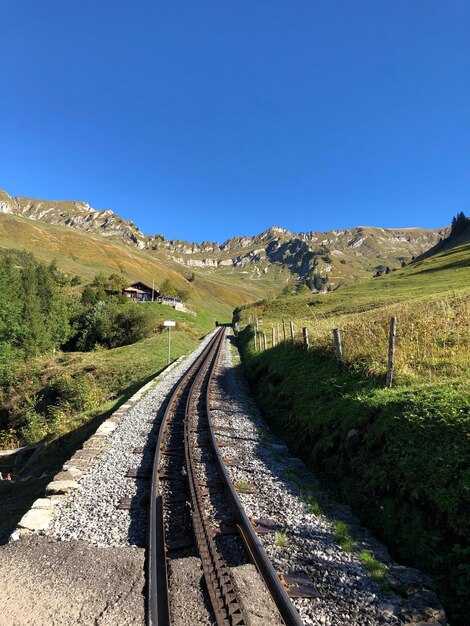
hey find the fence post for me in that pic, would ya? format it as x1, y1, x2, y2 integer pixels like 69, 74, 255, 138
290, 320, 295, 343
254, 329, 258, 351
271, 327, 275, 347
302, 327, 309, 350
263, 332, 267, 351
386, 316, 397, 387
333, 328, 344, 371
282, 319, 286, 346
255, 316, 259, 331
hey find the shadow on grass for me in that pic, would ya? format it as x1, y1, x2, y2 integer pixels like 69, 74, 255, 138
412, 257, 470, 274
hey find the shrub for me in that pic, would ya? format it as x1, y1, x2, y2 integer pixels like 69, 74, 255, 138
107, 305, 154, 347
74, 302, 154, 351
18, 409, 49, 445
0, 428, 19, 449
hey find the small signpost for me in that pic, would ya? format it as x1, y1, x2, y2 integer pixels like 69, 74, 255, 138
163, 320, 176, 364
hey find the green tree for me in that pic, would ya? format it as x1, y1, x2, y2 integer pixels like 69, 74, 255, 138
450, 211, 469, 237
175, 287, 190, 302
106, 273, 128, 293
0, 251, 72, 359
91, 273, 108, 288
81, 285, 98, 306
159, 278, 178, 298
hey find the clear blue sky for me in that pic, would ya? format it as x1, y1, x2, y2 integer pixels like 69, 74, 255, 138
1, 1, 469, 242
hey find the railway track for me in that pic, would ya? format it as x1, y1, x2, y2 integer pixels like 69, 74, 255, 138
147, 327, 303, 626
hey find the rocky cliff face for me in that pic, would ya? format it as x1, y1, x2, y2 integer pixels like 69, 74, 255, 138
0, 189, 447, 287
0, 190, 147, 249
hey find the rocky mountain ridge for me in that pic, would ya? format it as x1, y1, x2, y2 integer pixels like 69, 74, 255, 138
0, 189, 448, 287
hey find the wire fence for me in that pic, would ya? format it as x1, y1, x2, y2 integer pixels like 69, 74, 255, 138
248, 295, 470, 387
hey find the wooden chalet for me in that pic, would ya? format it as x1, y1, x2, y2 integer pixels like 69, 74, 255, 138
123, 281, 160, 302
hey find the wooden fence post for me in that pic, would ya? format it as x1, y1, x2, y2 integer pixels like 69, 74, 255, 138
271, 327, 275, 347
282, 319, 286, 346
333, 328, 344, 371
386, 316, 397, 387
302, 327, 309, 350
290, 320, 295, 343
254, 329, 258, 351
263, 332, 267, 351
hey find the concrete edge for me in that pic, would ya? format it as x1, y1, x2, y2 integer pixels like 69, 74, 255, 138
10, 355, 187, 541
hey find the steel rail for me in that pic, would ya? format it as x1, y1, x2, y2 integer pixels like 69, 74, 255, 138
148, 326, 303, 626
206, 328, 304, 626
148, 330, 222, 626
184, 329, 247, 625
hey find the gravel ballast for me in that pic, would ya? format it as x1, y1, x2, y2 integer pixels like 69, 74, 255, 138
209, 331, 446, 626
47, 332, 216, 547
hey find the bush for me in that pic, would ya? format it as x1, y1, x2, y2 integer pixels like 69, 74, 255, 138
74, 302, 154, 351
18, 408, 49, 445
107, 305, 155, 347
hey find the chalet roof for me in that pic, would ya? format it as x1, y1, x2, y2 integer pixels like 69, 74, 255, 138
129, 281, 154, 292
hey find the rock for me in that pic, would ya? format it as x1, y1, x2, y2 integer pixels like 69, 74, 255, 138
346, 429, 362, 449
31, 498, 60, 510
70, 449, 100, 461
95, 421, 117, 436
398, 590, 446, 625
83, 434, 107, 447
18, 508, 54, 532
63, 457, 92, 470
46, 480, 78, 495
53, 470, 84, 482
385, 565, 437, 594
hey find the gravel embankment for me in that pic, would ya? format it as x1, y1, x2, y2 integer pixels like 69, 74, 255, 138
47, 332, 215, 547
209, 331, 445, 626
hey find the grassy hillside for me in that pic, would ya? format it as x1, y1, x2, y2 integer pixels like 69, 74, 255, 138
0, 212, 281, 318
0, 303, 212, 542
235, 243, 470, 625
248, 241, 469, 320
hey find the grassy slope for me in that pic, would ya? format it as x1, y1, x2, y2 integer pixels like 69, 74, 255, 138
236, 242, 470, 624
252, 241, 470, 322
0, 303, 212, 541
0, 212, 282, 320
